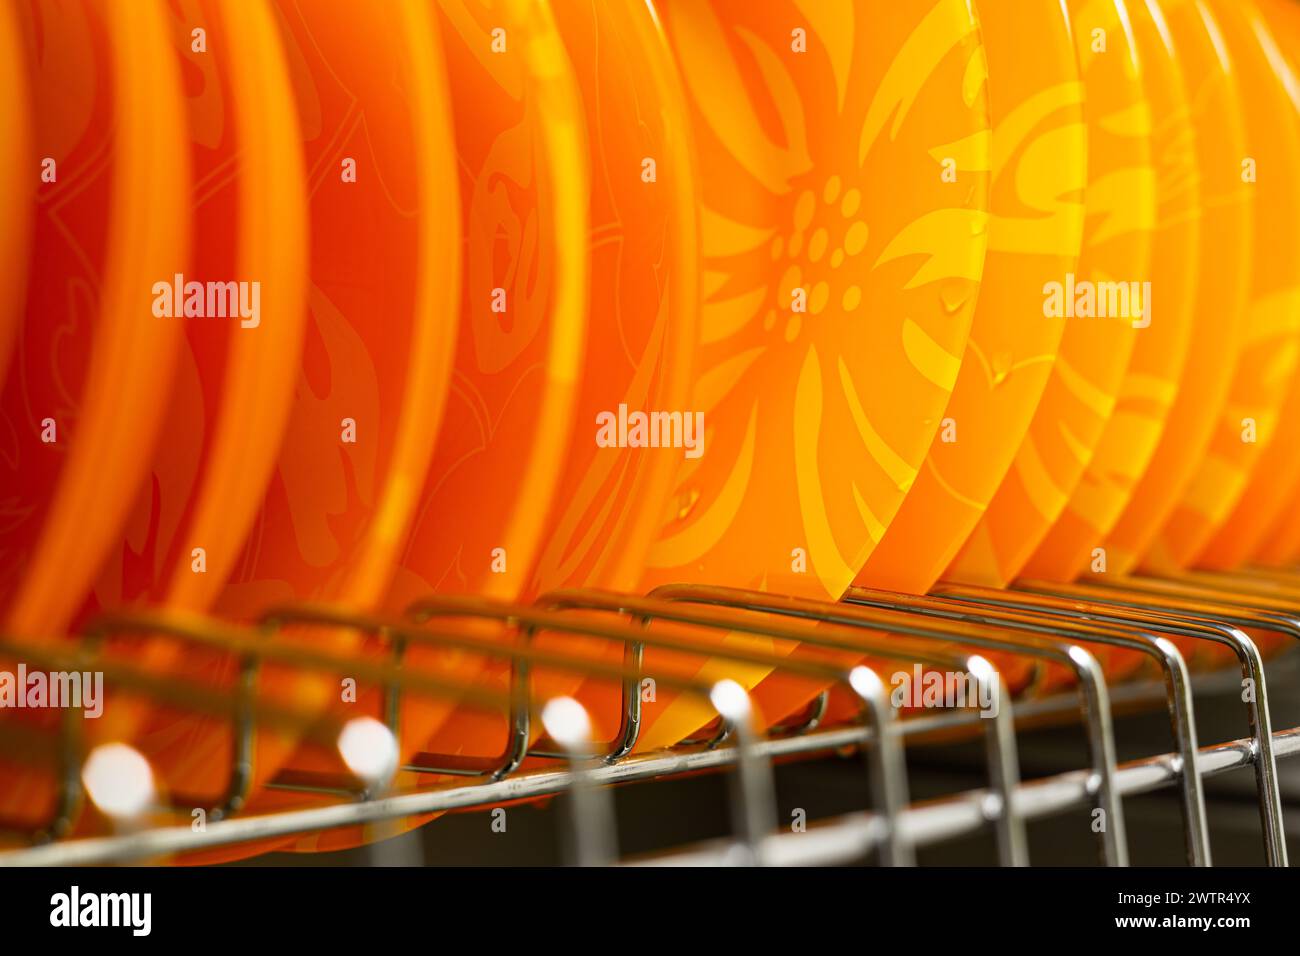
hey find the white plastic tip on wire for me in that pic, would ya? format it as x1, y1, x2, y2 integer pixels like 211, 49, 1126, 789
1066, 644, 1096, 671
338, 716, 399, 787
541, 696, 592, 751
966, 654, 996, 684
81, 743, 156, 820
709, 678, 751, 723
848, 664, 885, 700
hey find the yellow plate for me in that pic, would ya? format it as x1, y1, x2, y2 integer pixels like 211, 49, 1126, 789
946, 0, 1154, 588
1146, 0, 1300, 570
1103, 0, 1252, 575
1197, 0, 1300, 569
1253, 0, 1300, 565
854, 0, 1085, 594
1023, 0, 1199, 582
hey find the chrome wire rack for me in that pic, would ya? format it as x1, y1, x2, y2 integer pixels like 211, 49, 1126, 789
2, 573, 1299, 868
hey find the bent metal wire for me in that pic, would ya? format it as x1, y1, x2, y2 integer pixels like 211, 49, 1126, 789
0, 577, 1297, 868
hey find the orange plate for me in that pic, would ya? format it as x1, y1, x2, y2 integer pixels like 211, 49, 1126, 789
1, 0, 189, 639
78, 0, 310, 809
371, 0, 590, 797
635, 0, 991, 749
212, 0, 590, 859
91, 0, 464, 828
463, 0, 702, 751
0, 0, 33, 384
0, 0, 192, 830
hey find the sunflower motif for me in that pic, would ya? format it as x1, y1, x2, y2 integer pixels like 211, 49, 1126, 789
643, 0, 989, 599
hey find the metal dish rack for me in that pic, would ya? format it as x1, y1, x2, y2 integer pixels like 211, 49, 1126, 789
1, 573, 1298, 867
